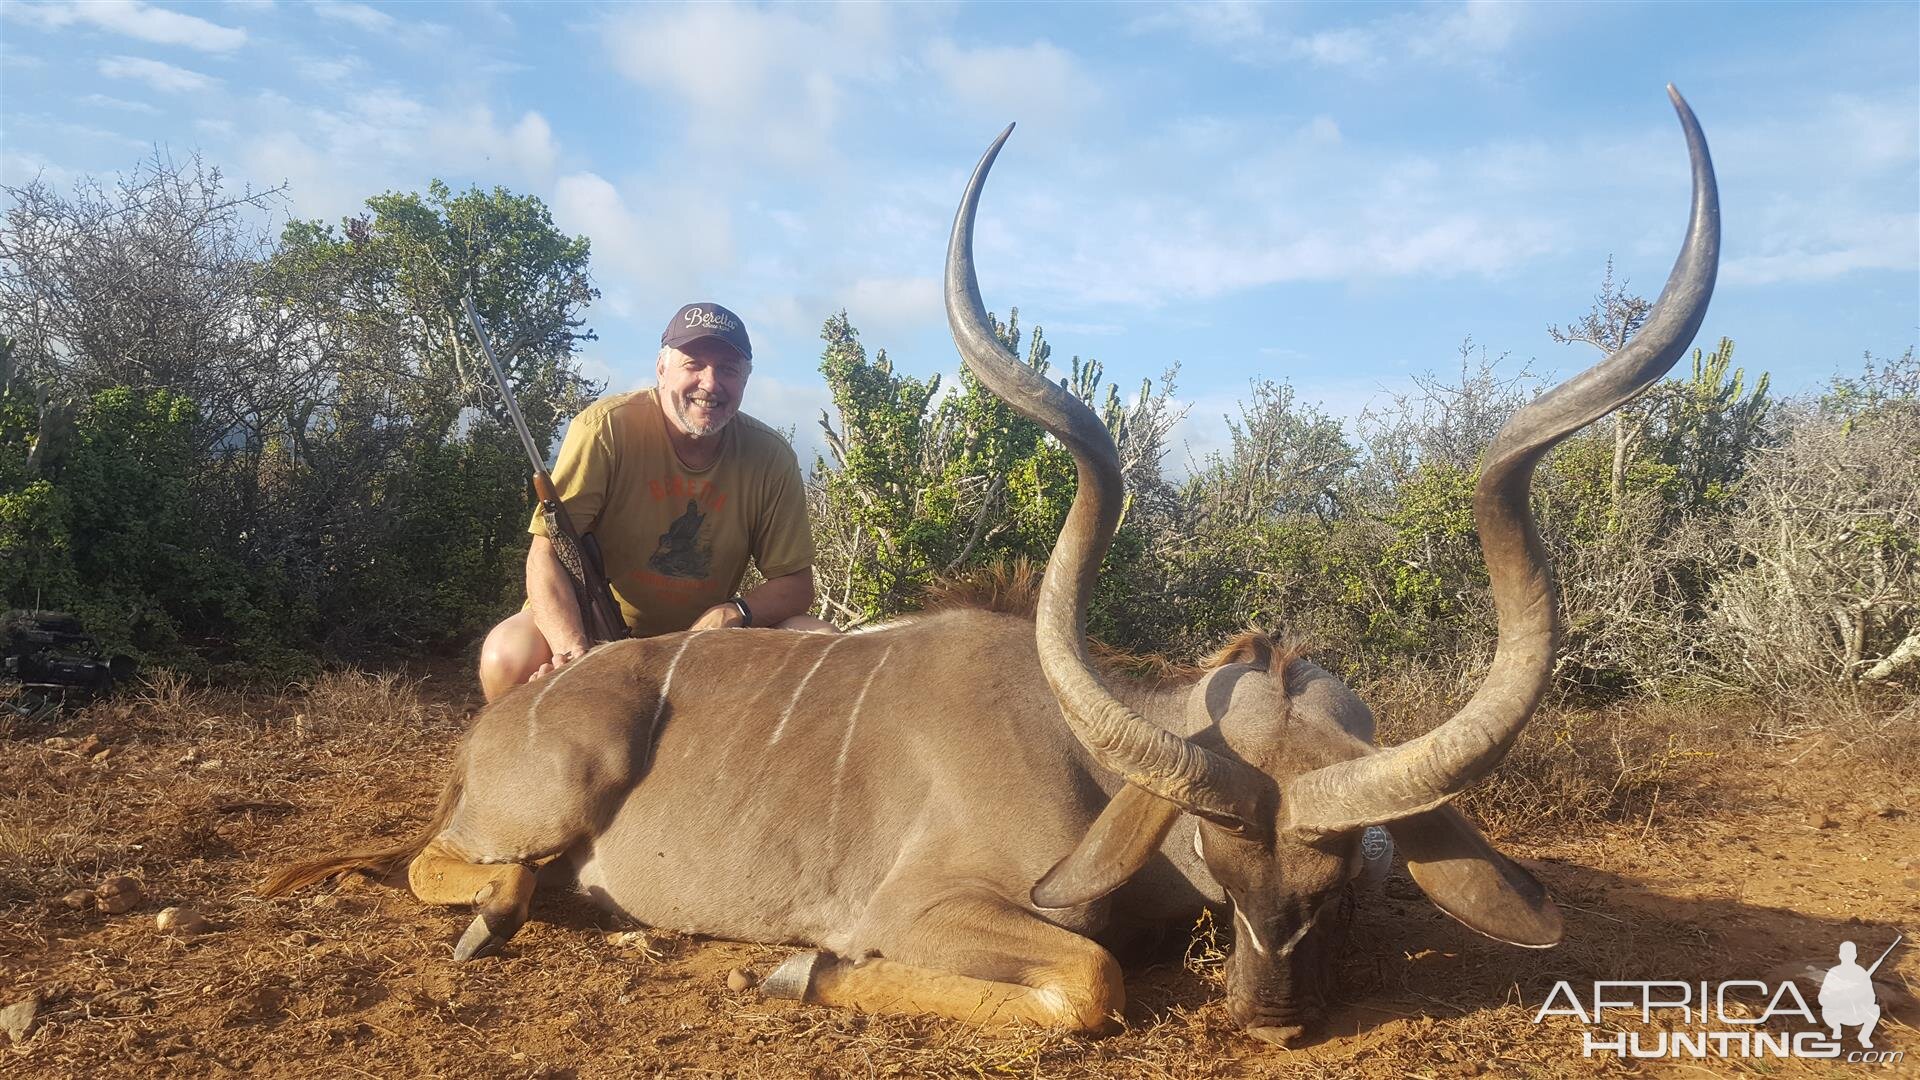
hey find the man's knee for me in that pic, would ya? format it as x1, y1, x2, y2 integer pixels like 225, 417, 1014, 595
479, 611, 550, 700
776, 614, 839, 634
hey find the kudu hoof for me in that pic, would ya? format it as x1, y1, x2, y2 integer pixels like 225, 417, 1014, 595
452, 911, 519, 961
760, 951, 821, 1000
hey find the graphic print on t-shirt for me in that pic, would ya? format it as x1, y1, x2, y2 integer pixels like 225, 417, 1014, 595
649, 497, 713, 579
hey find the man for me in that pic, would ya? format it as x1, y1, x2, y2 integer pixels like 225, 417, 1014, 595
478, 301, 829, 702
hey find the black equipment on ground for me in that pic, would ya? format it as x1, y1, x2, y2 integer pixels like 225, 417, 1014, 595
1, 610, 137, 721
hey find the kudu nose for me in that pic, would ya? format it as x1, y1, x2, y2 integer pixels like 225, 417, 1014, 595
1246, 1023, 1310, 1047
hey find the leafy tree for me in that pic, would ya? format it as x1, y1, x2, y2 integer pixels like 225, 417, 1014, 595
1549, 258, 1653, 522
260, 182, 602, 649
812, 310, 1177, 631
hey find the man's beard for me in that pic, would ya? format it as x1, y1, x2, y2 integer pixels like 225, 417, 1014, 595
673, 395, 732, 438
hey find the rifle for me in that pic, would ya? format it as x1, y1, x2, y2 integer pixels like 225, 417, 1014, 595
1865, 934, 1902, 977
461, 296, 628, 646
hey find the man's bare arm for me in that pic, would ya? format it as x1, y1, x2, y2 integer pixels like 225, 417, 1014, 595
689, 567, 817, 630
527, 534, 594, 661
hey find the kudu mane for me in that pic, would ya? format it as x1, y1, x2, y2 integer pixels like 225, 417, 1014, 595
925, 558, 1306, 690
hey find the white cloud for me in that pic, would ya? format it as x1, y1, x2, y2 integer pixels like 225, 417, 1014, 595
241, 130, 336, 213
740, 373, 834, 460
232, 91, 564, 224
312, 1, 394, 33
599, 3, 914, 167
0, 149, 81, 189
341, 90, 429, 130
77, 93, 160, 114
1707, 90, 1919, 286
1432, 0, 1524, 53
1132, 0, 1529, 74
296, 54, 365, 84
98, 55, 218, 93
1303, 115, 1342, 145
1296, 27, 1375, 68
1142, 0, 1267, 48
551, 171, 735, 296
1723, 212, 1919, 286
969, 132, 1563, 309
428, 108, 558, 180
923, 39, 1095, 127
570, 349, 625, 393
6, 113, 149, 150
9, 1, 246, 52
841, 276, 943, 343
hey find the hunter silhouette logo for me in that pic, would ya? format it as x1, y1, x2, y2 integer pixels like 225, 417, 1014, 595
1533, 933, 1905, 1063
1821, 936, 1898, 1048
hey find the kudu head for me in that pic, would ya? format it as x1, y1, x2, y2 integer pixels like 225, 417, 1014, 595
945, 88, 1718, 1046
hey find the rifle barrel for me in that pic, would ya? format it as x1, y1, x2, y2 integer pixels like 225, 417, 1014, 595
461, 295, 549, 474
1865, 933, 1902, 977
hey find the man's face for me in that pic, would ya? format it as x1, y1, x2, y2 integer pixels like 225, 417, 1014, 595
657, 338, 750, 439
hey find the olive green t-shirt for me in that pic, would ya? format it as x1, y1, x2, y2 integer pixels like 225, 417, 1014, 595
528, 389, 813, 637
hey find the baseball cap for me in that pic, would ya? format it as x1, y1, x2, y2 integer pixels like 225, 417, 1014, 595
661, 302, 752, 361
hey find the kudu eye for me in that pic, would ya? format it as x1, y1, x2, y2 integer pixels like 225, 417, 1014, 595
1197, 810, 1264, 840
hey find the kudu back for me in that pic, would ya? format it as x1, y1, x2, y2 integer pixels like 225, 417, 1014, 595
265, 88, 1718, 1046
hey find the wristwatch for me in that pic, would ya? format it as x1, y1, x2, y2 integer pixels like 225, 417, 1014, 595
729, 596, 753, 627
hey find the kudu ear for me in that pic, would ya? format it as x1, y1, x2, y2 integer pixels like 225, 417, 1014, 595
1209, 632, 1273, 671
1031, 783, 1183, 910
1386, 805, 1563, 948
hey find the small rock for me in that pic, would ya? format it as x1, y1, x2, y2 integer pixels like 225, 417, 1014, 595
0, 995, 37, 1044
1807, 810, 1834, 830
726, 967, 756, 992
1904, 877, 1920, 891
286, 931, 319, 947
1895, 855, 1919, 871
176, 748, 200, 766
42, 736, 77, 750
95, 875, 142, 914
73, 734, 105, 757
59, 888, 95, 910
156, 906, 211, 937
90, 747, 112, 763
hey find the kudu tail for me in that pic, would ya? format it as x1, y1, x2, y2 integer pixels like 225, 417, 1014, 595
258, 748, 469, 898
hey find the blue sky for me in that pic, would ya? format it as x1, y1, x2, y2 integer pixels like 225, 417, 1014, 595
2, 1, 1915, 467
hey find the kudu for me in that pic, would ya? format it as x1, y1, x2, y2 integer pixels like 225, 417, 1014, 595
265, 88, 1718, 1045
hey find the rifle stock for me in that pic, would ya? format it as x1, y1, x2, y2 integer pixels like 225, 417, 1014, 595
534, 472, 628, 645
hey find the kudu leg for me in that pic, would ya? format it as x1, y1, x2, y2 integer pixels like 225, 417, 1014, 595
408, 842, 539, 961
763, 894, 1124, 1032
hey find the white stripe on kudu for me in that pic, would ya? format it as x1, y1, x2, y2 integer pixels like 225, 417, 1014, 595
836, 647, 891, 772
828, 646, 892, 838
654, 635, 693, 730
769, 636, 844, 746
